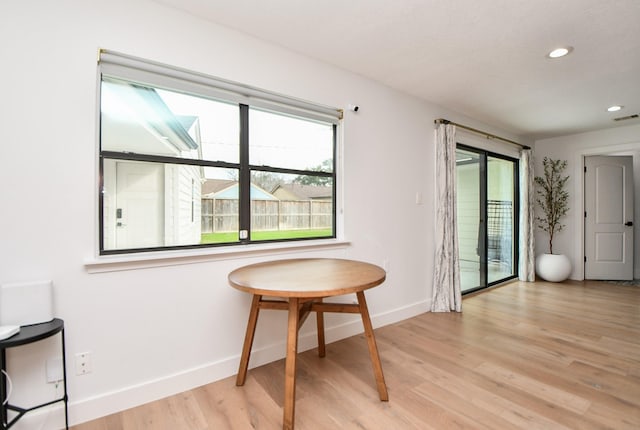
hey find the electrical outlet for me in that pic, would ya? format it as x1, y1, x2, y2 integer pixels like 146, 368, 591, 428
76, 351, 92, 375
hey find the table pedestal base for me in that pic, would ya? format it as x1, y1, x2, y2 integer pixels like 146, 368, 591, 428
236, 292, 388, 430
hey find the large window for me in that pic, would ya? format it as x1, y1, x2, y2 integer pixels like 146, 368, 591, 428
98, 51, 339, 254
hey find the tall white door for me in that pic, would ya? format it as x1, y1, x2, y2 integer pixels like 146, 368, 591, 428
584, 156, 634, 280
115, 162, 165, 249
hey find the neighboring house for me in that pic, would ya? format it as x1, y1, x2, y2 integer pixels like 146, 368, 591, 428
271, 183, 332, 201
201, 179, 278, 200
201, 178, 236, 197
101, 82, 203, 250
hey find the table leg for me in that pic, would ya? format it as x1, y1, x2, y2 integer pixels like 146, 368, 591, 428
356, 291, 389, 401
236, 294, 262, 386
284, 297, 300, 430
315, 298, 326, 358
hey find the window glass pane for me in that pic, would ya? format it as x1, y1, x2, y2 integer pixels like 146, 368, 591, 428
200, 167, 241, 245
101, 77, 239, 163
102, 160, 239, 251
249, 108, 333, 171
102, 159, 200, 250
456, 149, 482, 292
250, 171, 333, 241
487, 157, 515, 283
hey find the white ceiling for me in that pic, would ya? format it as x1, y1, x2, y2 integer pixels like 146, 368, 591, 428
155, 0, 640, 140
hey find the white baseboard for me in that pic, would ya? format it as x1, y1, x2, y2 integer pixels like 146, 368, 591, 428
66, 299, 427, 427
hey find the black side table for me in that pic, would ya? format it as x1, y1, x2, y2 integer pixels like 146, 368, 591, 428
0, 319, 68, 429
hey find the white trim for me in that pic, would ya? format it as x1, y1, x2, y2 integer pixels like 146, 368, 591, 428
67, 298, 428, 426
574, 141, 640, 280
85, 239, 351, 273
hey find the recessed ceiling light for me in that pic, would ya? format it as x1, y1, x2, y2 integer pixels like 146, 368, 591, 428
607, 105, 623, 112
548, 47, 573, 58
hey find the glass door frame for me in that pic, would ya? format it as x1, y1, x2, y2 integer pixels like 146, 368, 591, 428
457, 144, 520, 294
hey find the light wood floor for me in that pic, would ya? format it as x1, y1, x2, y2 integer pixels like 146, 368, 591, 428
73, 280, 640, 429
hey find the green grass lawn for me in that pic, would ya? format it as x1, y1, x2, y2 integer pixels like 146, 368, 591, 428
201, 229, 332, 244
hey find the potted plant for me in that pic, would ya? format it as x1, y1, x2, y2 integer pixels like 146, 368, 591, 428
534, 157, 572, 282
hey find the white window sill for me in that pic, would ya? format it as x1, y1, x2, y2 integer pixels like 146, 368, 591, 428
84, 239, 351, 273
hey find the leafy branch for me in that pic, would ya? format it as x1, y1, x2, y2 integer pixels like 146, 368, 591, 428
534, 157, 569, 254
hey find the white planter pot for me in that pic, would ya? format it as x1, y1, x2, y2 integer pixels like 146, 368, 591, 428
535, 253, 572, 282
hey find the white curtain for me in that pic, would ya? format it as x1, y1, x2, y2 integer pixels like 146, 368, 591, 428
431, 123, 461, 312
519, 149, 535, 281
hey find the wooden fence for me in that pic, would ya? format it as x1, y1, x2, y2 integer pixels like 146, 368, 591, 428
201, 199, 332, 233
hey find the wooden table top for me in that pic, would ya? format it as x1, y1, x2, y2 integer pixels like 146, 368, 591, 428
228, 258, 386, 298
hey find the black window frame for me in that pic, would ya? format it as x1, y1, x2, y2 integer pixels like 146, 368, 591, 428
98, 50, 340, 255
457, 144, 520, 294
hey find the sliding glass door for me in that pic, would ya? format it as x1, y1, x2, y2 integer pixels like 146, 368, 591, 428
456, 149, 483, 292
456, 145, 518, 293
487, 156, 517, 284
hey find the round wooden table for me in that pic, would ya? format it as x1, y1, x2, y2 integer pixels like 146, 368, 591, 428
228, 258, 388, 430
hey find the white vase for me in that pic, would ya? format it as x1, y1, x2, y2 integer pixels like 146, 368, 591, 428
535, 253, 572, 282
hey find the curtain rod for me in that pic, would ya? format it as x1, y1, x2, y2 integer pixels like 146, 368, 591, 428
434, 118, 531, 150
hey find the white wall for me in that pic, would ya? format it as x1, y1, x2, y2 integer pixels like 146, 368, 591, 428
0, 1, 525, 428
534, 124, 640, 280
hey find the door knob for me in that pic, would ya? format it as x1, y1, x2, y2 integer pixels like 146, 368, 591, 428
625, 221, 633, 226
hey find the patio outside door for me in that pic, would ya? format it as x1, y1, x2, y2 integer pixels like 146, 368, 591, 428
456, 146, 518, 293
